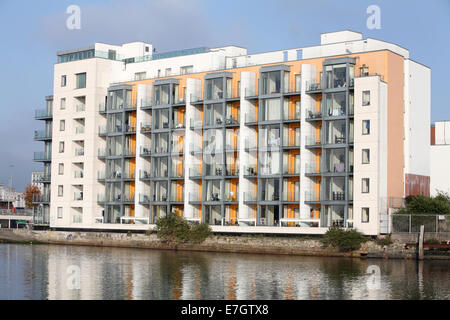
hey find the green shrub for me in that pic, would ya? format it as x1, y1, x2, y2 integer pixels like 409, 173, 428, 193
398, 194, 450, 215
145, 229, 155, 236
376, 234, 393, 246
322, 227, 368, 252
425, 238, 441, 245
156, 213, 212, 244
189, 222, 212, 244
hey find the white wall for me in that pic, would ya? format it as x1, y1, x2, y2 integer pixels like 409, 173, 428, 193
435, 121, 450, 145
404, 60, 431, 177
430, 145, 450, 196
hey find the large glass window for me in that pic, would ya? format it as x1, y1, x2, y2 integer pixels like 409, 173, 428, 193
76, 73, 86, 89
260, 178, 280, 201
204, 103, 224, 126
151, 157, 168, 178
325, 92, 346, 117
325, 120, 346, 144
152, 133, 169, 153
204, 205, 222, 225
206, 180, 222, 201
260, 98, 281, 121
324, 148, 346, 173
324, 176, 345, 201
152, 181, 168, 202
206, 78, 224, 100
154, 84, 170, 105
362, 149, 370, 164
261, 71, 281, 94
323, 205, 345, 227
153, 109, 169, 129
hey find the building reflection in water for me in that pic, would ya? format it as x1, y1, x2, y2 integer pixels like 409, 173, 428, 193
1, 244, 449, 300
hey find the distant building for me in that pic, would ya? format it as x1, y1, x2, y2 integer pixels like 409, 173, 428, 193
430, 121, 450, 196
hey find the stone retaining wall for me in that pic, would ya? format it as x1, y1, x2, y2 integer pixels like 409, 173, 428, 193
0, 229, 446, 260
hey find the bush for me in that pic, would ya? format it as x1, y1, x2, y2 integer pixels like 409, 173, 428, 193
376, 234, 393, 246
156, 213, 212, 244
397, 194, 450, 215
322, 227, 368, 252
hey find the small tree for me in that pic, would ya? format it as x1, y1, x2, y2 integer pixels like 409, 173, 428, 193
397, 194, 450, 215
322, 227, 368, 252
24, 184, 41, 209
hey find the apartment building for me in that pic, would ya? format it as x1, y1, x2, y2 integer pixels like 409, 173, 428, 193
33, 30, 430, 235
430, 121, 450, 196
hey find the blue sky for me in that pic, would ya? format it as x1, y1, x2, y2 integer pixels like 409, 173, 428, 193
0, 0, 449, 191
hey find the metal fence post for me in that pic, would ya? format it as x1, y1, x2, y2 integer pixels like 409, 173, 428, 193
436, 215, 438, 234
409, 215, 412, 233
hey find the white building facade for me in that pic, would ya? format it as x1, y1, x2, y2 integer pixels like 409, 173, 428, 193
33, 31, 431, 235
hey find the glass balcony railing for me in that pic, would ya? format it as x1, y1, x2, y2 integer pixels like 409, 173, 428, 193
305, 163, 320, 174
223, 193, 239, 202
76, 105, 85, 112
190, 118, 202, 129
225, 165, 239, 176
305, 81, 321, 91
98, 148, 107, 157
245, 87, 256, 97
189, 192, 201, 202
34, 152, 51, 161
124, 148, 136, 156
97, 171, 106, 180
139, 194, 150, 204
99, 103, 106, 113
74, 192, 84, 201
243, 192, 257, 202
305, 107, 322, 119
305, 135, 321, 146
33, 193, 50, 203
99, 126, 108, 135
140, 170, 150, 179
97, 194, 106, 202
74, 171, 84, 178
189, 165, 202, 177
34, 130, 52, 140
35, 108, 52, 119
141, 123, 152, 133
74, 148, 84, 156
189, 143, 202, 153
304, 190, 320, 202
140, 146, 152, 156
243, 165, 257, 176
76, 127, 85, 134
170, 193, 184, 202
244, 113, 257, 123
190, 93, 202, 103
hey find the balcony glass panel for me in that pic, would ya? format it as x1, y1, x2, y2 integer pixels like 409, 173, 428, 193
259, 151, 281, 175
153, 109, 169, 130
323, 148, 346, 173
260, 98, 281, 121
206, 78, 224, 100
204, 103, 223, 126
151, 157, 168, 178
325, 92, 346, 117
261, 71, 281, 95
324, 64, 347, 89
152, 133, 169, 153
204, 205, 222, 225
151, 181, 168, 202
323, 205, 345, 228
154, 84, 170, 105
260, 178, 280, 201
324, 177, 346, 201
325, 120, 346, 144
206, 180, 221, 201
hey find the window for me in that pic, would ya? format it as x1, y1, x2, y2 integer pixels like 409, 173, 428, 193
362, 178, 370, 193
361, 207, 369, 223
157, 70, 161, 77
363, 91, 370, 106
58, 185, 64, 197
60, 98, 66, 110
57, 207, 63, 219
165, 68, 171, 76
58, 163, 64, 175
61, 75, 66, 87
76, 73, 86, 89
59, 141, 65, 153
180, 65, 193, 75
145, 46, 149, 52
362, 149, 370, 164
60, 120, 65, 131
134, 72, 146, 81
362, 120, 370, 135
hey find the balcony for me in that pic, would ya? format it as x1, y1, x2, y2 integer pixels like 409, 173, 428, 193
34, 152, 51, 162
99, 103, 106, 114
74, 171, 84, 179
140, 98, 153, 110
304, 190, 320, 202
140, 146, 152, 157
33, 193, 50, 204
244, 138, 257, 152
35, 108, 52, 120
140, 170, 151, 180
244, 88, 257, 99
225, 165, 239, 177
76, 104, 85, 112
305, 135, 321, 147
243, 192, 257, 203
141, 123, 152, 133
305, 81, 321, 92
189, 165, 202, 178
305, 163, 320, 175
190, 93, 203, 104
97, 194, 106, 203
243, 166, 257, 177
244, 113, 257, 125
99, 126, 108, 136
33, 173, 51, 183
74, 148, 85, 157
76, 127, 85, 134
190, 118, 202, 130
305, 108, 322, 120
97, 171, 106, 181
124, 148, 136, 157
98, 148, 107, 158
188, 192, 202, 203
34, 130, 52, 141
189, 143, 202, 154
170, 193, 184, 203
74, 192, 84, 201
139, 194, 150, 204
124, 125, 136, 134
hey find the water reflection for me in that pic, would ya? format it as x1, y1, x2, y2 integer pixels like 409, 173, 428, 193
0, 244, 449, 300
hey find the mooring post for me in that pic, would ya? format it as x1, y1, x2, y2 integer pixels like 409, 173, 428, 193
418, 225, 425, 261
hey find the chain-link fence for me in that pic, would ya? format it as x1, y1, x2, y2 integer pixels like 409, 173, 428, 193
392, 214, 450, 233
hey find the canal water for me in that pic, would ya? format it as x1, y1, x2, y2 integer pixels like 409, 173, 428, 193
0, 243, 449, 300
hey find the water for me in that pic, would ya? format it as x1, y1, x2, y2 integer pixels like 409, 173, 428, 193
0, 244, 449, 300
